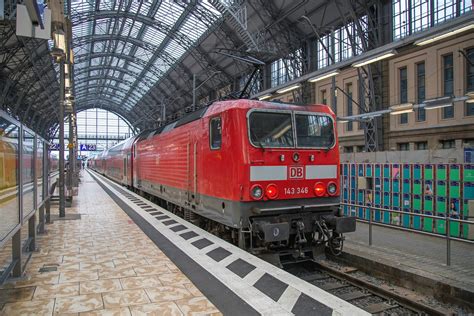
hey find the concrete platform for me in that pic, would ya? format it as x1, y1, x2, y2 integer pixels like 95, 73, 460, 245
0, 171, 368, 315
340, 222, 474, 310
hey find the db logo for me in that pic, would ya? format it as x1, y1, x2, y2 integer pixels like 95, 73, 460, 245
289, 166, 304, 179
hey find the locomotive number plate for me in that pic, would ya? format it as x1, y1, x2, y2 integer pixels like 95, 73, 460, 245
284, 187, 309, 195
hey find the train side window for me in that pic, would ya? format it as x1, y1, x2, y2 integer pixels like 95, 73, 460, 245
210, 117, 222, 150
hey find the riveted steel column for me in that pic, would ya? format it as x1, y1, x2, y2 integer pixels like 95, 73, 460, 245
59, 61, 65, 217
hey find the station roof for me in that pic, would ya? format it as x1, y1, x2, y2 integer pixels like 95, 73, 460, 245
1, 0, 374, 137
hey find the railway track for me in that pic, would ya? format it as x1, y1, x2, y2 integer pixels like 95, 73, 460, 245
283, 258, 452, 315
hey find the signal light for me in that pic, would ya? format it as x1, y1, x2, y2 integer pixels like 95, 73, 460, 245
265, 184, 278, 199
327, 182, 337, 196
314, 182, 326, 197
250, 185, 263, 200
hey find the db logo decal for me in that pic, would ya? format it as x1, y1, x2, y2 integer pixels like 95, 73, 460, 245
289, 166, 304, 179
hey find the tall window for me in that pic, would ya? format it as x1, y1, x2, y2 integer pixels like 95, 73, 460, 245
270, 49, 304, 88
54, 108, 134, 157
399, 67, 408, 124
321, 90, 327, 105
346, 83, 353, 131
416, 62, 426, 121
443, 54, 454, 119
466, 48, 474, 116
392, 0, 472, 40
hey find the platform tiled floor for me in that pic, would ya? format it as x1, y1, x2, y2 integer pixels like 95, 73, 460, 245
0, 171, 221, 315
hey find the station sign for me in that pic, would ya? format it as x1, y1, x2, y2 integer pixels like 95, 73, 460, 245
80, 144, 96, 151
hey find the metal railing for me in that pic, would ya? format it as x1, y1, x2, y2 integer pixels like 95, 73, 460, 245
341, 202, 474, 266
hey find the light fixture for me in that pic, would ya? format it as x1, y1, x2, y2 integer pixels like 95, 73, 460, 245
258, 94, 272, 101
466, 91, 474, 103
414, 24, 474, 46
65, 77, 71, 89
390, 103, 414, 115
352, 50, 397, 68
53, 29, 66, 53
276, 83, 301, 94
65, 63, 69, 74
307, 70, 340, 83
423, 96, 453, 109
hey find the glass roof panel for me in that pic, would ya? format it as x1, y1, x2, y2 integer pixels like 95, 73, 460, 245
70, 0, 223, 117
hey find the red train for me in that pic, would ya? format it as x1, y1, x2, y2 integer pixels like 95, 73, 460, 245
90, 99, 355, 260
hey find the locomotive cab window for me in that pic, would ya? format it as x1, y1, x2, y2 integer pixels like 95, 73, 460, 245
210, 117, 222, 150
248, 111, 294, 148
295, 114, 335, 148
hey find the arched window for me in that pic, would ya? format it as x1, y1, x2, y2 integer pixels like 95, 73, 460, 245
53, 108, 135, 157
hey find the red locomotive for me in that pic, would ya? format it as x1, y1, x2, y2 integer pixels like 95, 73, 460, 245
90, 99, 355, 260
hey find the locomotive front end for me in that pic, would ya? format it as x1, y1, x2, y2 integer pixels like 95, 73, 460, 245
242, 105, 355, 259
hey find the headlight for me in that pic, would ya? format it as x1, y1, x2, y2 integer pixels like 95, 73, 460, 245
327, 182, 337, 195
265, 184, 278, 199
250, 185, 263, 200
314, 182, 326, 197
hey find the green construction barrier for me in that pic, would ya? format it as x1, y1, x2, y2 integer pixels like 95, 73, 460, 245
414, 164, 422, 180
413, 194, 422, 230
375, 164, 382, 178
374, 191, 382, 222
449, 164, 461, 181
449, 199, 460, 237
366, 164, 373, 177
414, 180, 422, 195
436, 197, 447, 234
357, 189, 364, 219
423, 195, 434, 232
383, 178, 391, 193
383, 164, 390, 178
392, 178, 400, 194
424, 164, 434, 181
464, 165, 473, 182
383, 192, 391, 223
402, 179, 411, 194
437, 164, 447, 181
436, 180, 447, 198
402, 194, 410, 228
449, 181, 460, 198
403, 164, 411, 180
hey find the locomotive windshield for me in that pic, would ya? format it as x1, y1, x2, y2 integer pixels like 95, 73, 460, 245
249, 112, 294, 147
295, 113, 334, 148
248, 110, 335, 149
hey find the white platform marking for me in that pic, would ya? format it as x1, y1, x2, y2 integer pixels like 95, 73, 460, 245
92, 172, 369, 316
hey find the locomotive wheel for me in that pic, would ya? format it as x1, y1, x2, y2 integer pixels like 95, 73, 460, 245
328, 233, 344, 256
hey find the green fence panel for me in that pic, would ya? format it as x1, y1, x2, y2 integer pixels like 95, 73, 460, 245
423, 195, 434, 232
414, 164, 422, 180
449, 199, 461, 237
424, 164, 434, 181
357, 190, 364, 218
464, 164, 474, 182
402, 179, 411, 194
449, 181, 460, 198
436, 197, 447, 234
403, 164, 411, 180
383, 164, 391, 178
436, 180, 447, 198
383, 192, 391, 223
374, 191, 382, 222
375, 164, 381, 178
392, 178, 400, 194
402, 194, 411, 228
413, 180, 422, 195
383, 178, 391, 193
449, 164, 461, 181
366, 164, 373, 177
436, 164, 447, 181
413, 194, 422, 229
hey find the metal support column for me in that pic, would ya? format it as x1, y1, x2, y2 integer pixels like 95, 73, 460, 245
11, 229, 22, 277
67, 112, 73, 199
59, 61, 65, 217
28, 215, 36, 251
